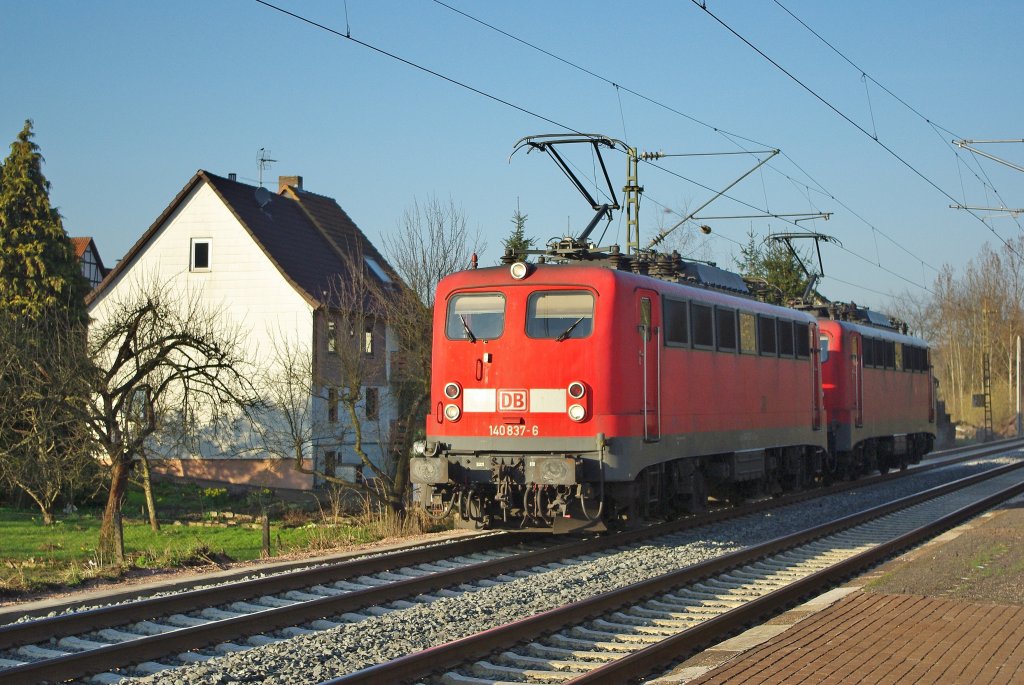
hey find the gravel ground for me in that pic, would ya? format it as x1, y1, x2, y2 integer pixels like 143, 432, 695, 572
862, 492, 1024, 605
120, 456, 1022, 685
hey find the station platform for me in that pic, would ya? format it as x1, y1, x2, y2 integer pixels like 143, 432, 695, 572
654, 496, 1024, 684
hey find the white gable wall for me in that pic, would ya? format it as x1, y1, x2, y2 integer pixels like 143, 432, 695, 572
90, 181, 314, 368
89, 181, 317, 477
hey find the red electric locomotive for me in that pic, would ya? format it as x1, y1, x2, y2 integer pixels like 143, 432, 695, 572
816, 310, 935, 476
409, 133, 936, 532
410, 258, 831, 532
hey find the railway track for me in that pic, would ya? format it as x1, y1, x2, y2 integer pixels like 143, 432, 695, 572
0, 439, 1019, 684
327, 458, 1024, 685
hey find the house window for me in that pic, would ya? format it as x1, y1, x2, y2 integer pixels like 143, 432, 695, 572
328, 387, 338, 423
327, 321, 337, 353
190, 238, 211, 271
365, 387, 379, 421
324, 450, 337, 477
365, 327, 374, 355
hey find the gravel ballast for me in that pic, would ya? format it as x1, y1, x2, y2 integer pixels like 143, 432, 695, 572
111, 455, 1020, 685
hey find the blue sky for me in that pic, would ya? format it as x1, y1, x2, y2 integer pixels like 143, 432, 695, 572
4, 1, 1022, 310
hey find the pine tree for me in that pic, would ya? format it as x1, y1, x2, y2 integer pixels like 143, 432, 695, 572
734, 228, 810, 304
502, 208, 536, 262
0, 121, 95, 525
0, 120, 88, 322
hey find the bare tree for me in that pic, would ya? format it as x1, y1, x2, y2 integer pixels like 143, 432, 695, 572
381, 197, 484, 509
253, 328, 345, 481
894, 236, 1024, 433
382, 196, 483, 309
86, 285, 259, 563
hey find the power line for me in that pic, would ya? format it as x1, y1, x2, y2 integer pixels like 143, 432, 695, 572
690, 0, 1021, 260
254, 0, 932, 296
430, 0, 939, 286
253, 0, 582, 135
771, 0, 1024, 236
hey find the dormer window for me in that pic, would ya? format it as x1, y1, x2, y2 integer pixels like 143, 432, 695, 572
190, 238, 211, 271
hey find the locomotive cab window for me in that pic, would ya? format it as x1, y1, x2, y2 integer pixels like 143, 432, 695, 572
526, 291, 594, 339
819, 334, 830, 363
446, 293, 506, 340
664, 297, 689, 346
715, 307, 737, 352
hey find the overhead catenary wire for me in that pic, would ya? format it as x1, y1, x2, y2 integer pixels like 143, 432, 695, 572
771, 0, 1024, 236
255, 0, 932, 296
253, 0, 583, 136
691, 0, 1022, 260
429, 0, 941, 286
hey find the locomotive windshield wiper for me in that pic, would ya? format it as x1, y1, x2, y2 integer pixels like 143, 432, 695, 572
555, 317, 585, 342
459, 314, 477, 342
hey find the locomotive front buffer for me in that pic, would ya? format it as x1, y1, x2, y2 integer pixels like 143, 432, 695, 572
410, 445, 606, 533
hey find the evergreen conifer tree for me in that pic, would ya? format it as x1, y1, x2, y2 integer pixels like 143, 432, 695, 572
502, 208, 536, 262
0, 119, 88, 322
734, 229, 811, 304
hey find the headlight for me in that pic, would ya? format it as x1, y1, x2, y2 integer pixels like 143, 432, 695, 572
444, 404, 462, 421
567, 381, 586, 399
567, 404, 586, 422
443, 382, 461, 399
510, 262, 530, 280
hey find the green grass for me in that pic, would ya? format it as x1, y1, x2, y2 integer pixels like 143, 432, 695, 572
0, 482, 419, 596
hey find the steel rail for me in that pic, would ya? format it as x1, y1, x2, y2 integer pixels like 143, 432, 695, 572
0, 532, 518, 648
2, 435, 1012, 633
1, 438, 1018, 683
566, 473, 1024, 683
321, 459, 1024, 685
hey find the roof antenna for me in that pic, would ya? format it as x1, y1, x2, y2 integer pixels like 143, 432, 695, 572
257, 147, 277, 188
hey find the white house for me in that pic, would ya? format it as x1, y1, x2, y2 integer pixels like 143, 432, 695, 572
86, 171, 402, 491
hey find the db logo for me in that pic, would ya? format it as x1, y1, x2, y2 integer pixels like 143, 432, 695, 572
498, 389, 528, 412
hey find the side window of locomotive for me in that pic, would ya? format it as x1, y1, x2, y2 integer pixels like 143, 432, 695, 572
664, 297, 689, 347
446, 293, 506, 340
758, 315, 777, 356
863, 337, 876, 367
691, 303, 715, 349
526, 291, 594, 339
884, 340, 896, 369
739, 312, 757, 354
819, 335, 830, 363
778, 319, 795, 357
715, 307, 737, 352
795, 322, 810, 358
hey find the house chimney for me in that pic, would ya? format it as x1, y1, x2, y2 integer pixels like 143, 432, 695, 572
228, 172, 237, 181
278, 175, 303, 192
